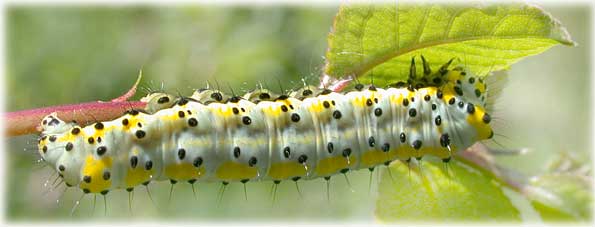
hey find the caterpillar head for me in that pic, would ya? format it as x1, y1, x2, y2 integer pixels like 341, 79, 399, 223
403, 56, 489, 108
444, 66, 488, 108
38, 112, 72, 134
402, 56, 494, 143
37, 113, 74, 169
439, 63, 493, 141
467, 105, 494, 142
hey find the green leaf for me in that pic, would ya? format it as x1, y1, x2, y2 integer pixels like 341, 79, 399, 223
375, 159, 521, 222
325, 3, 575, 86
531, 200, 579, 221
524, 152, 593, 221
528, 173, 592, 221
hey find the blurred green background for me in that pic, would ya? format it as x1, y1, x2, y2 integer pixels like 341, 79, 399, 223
4, 4, 591, 221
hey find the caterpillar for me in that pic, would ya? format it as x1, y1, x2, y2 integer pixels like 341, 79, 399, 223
37, 56, 493, 196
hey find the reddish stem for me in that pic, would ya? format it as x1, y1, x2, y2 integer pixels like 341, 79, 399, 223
4, 73, 145, 137
456, 143, 529, 194
4, 101, 146, 137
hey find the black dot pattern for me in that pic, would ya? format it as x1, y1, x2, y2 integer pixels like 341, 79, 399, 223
65, 142, 73, 151
96, 146, 107, 156
409, 108, 417, 117
248, 157, 257, 167
342, 148, 352, 157
242, 116, 252, 125
402, 99, 409, 106
467, 103, 475, 114
158, 96, 170, 104
412, 140, 422, 150
193, 157, 203, 167
483, 113, 491, 123
103, 171, 111, 180
130, 156, 138, 168
374, 108, 382, 117
188, 118, 198, 127
145, 161, 153, 170
178, 148, 186, 160
333, 110, 342, 119
233, 147, 241, 158
291, 113, 301, 122
36, 60, 494, 193
298, 155, 308, 164
440, 134, 450, 147
83, 176, 91, 183
368, 137, 375, 147
136, 130, 146, 139
381, 143, 390, 152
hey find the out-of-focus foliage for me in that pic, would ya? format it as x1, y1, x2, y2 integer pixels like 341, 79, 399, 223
4, 4, 592, 223
527, 152, 593, 221
7, 7, 335, 111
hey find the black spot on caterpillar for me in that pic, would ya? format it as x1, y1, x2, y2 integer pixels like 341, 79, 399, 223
37, 57, 493, 195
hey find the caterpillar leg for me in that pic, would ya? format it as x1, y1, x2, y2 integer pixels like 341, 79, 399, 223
270, 181, 280, 206
342, 171, 355, 193
70, 193, 85, 217
216, 181, 228, 207
127, 189, 134, 215
384, 161, 396, 186
144, 183, 156, 209
324, 176, 331, 202
293, 177, 303, 199
92, 194, 96, 216
368, 167, 374, 195
416, 157, 425, 178
168, 180, 176, 205
442, 157, 453, 180
405, 159, 413, 184
103, 193, 108, 216
188, 180, 198, 200
240, 179, 250, 201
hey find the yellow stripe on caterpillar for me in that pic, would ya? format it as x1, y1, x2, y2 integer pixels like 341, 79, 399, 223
37, 57, 496, 195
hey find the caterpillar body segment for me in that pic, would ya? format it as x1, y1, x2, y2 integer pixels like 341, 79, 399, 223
37, 58, 494, 195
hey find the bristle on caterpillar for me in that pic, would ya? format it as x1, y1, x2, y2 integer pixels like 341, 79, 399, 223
37, 57, 494, 195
